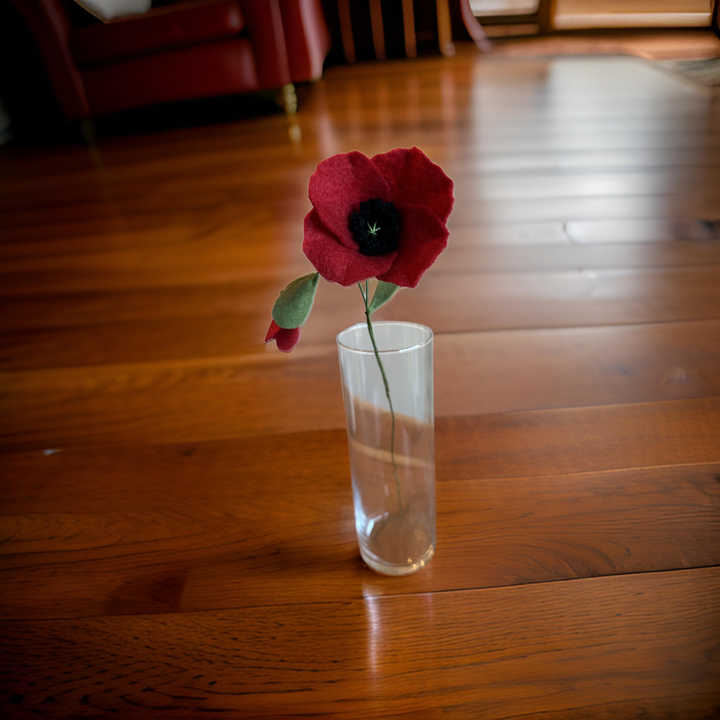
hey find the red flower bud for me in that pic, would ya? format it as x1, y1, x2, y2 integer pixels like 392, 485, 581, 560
264, 320, 301, 353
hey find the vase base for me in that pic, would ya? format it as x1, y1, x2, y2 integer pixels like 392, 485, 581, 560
361, 542, 435, 576
358, 510, 436, 576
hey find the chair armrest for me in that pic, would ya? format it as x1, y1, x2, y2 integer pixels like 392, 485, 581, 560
238, 0, 291, 89
278, 0, 331, 82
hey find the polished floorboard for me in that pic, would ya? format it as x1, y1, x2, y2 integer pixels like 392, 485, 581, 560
1, 46, 719, 717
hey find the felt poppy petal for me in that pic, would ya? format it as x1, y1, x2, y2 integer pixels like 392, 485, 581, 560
303, 210, 396, 287
377, 204, 449, 288
309, 151, 392, 249
371, 147, 454, 224
265, 319, 301, 352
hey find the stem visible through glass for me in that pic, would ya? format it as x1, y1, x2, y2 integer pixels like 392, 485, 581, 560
358, 281, 403, 514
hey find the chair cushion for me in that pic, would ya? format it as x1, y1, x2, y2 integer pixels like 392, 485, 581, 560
81, 36, 258, 115
70, 0, 244, 68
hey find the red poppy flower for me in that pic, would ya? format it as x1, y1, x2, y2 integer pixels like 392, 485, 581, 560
303, 147, 454, 288
264, 320, 301, 352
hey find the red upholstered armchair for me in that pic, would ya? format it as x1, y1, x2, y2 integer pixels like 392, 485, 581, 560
11, 0, 331, 121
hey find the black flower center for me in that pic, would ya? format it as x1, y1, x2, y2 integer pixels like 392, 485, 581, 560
349, 198, 400, 256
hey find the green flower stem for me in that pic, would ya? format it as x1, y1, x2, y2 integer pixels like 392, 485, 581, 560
358, 282, 403, 515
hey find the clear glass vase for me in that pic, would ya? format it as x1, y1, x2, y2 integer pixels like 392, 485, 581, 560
337, 321, 436, 576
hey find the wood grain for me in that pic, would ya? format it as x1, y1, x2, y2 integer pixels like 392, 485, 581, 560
0, 398, 718, 619
4, 236, 720, 296
3, 292, 720, 376
0, 448, 717, 618
1, 569, 718, 717
401, 0, 416, 58
2, 321, 720, 447
4, 262, 720, 331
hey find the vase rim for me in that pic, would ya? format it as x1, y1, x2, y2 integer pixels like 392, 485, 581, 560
336, 321, 433, 355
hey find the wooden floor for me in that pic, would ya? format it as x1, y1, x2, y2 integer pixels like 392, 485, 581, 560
1, 45, 719, 717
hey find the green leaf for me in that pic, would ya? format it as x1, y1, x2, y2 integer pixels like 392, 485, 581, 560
272, 272, 320, 329
368, 280, 400, 315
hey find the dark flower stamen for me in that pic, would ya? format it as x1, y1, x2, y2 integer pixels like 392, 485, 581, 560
350, 198, 400, 256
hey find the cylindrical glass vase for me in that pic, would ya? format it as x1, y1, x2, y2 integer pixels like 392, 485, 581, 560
337, 321, 435, 576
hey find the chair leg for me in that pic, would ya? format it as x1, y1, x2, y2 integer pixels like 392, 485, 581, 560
458, 0, 492, 52
79, 118, 96, 145
77, 118, 106, 170
369, 0, 386, 60
435, 0, 455, 57
538, 0, 557, 34
337, 0, 356, 63
401, 0, 417, 58
282, 83, 298, 116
